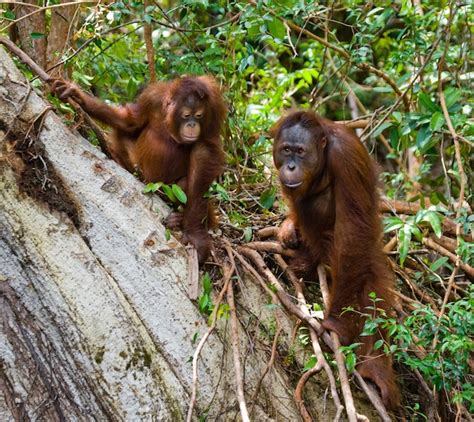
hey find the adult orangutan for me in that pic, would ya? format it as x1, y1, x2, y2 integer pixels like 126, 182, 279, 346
52, 76, 226, 263
272, 110, 399, 408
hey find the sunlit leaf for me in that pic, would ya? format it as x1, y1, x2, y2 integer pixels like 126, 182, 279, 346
430, 112, 445, 132
303, 356, 317, 371
172, 184, 187, 204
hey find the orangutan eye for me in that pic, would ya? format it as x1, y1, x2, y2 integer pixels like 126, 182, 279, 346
297, 147, 305, 155
181, 107, 192, 119
283, 146, 291, 153
195, 112, 203, 119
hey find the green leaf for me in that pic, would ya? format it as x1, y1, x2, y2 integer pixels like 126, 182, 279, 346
162, 185, 177, 203
303, 356, 317, 371
372, 86, 394, 93
399, 224, 412, 266
392, 112, 403, 123
417, 210, 442, 238
144, 14, 152, 24
30, 32, 45, 39
418, 92, 438, 113
345, 352, 356, 372
267, 18, 286, 39
374, 339, 384, 350
143, 182, 162, 193
165, 229, 171, 241
415, 125, 433, 153
213, 183, 229, 201
172, 184, 187, 204
430, 112, 445, 132
259, 188, 276, 210
444, 87, 461, 109
202, 272, 212, 293
430, 257, 449, 272
430, 191, 449, 206
198, 294, 209, 312
384, 216, 404, 233
299, 69, 313, 85
373, 121, 393, 138
3, 10, 15, 19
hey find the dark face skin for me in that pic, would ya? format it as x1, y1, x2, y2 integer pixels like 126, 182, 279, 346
176, 94, 205, 144
273, 123, 323, 193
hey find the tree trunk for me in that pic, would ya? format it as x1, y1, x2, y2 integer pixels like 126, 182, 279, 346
12, 1, 47, 68
0, 47, 381, 421
46, 1, 80, 77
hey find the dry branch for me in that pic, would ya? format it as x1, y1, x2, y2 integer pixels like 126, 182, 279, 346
423, 237, 474, 278
0, 36, 109, 156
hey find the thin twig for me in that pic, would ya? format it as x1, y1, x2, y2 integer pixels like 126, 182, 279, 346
226, 269, 250, 422
223, 241, 282, 415
240, 247, 390, 420
362, 3, 453, 141
0, 1, 97, 32
186, 262, 235, 422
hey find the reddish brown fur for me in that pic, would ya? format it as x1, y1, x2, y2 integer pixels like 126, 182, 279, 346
51, 76, 226, 262
272, 110, 399, 409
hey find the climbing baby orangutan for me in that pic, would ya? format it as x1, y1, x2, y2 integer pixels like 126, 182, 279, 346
52, 76, 226, 263
272, 110, 399, 409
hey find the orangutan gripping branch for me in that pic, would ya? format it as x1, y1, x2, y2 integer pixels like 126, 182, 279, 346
272, 110, 399, 409
52, 76, 226, 263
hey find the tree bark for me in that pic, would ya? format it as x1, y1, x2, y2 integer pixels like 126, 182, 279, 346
46, 1, 80, 77
12, 1, 47, 68
0, 46, 381, 421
